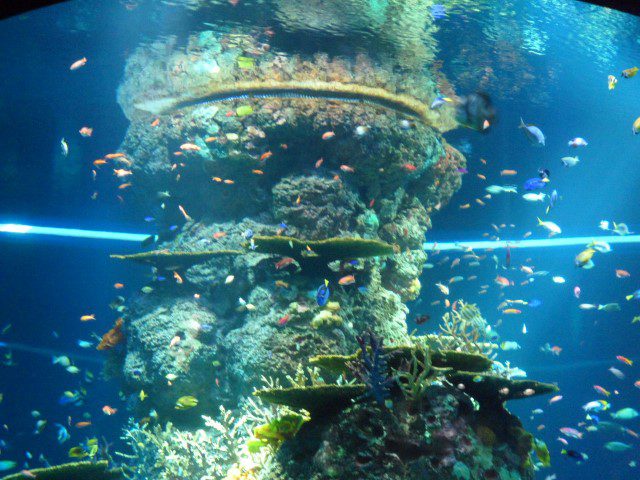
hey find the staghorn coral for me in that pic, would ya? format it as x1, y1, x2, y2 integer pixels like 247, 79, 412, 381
436, 301, 496, 355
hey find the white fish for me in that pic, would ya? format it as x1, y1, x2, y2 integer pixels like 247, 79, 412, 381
60, 138, 69, 157
522, 192, 546, 202
568, 137, 588, 147
486, 185, 517, 194
579, 303, 598, 310
561, 156, 580, 167
599, 220, 610, 230
537, 218, 561, 235
52, 355, 71, 367
612, 222, 633, 236
501, 341, 521, 351
609, 367, 626, 380
225, 275, 235, 284
435, 282, 450, 296
587, 240, 612, 253
522, 323, 527, 334
552, 276, 566, 284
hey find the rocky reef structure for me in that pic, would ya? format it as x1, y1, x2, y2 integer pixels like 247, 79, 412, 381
79, 5, 552, 480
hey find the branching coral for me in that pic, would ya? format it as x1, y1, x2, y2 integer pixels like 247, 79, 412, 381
395, 341, 432, 409
117, 405, 267, 480
348, 331, 395, 407
436, 301, 495, 355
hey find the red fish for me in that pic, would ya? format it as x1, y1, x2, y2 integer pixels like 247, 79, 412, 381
275, 257, 295, 270
340, 165, 355, 173
402, 163, 417, 172
102, 405, 118, 415
315, 158, 324, 168
617, 355, 633, 366
277, 314, 290, 326
494, 275, 512, 287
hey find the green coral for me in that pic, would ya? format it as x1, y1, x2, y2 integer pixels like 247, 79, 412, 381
253, 384, 367, 416
445, 371, 559, 405
245, 236, 394, 262
0, 461, 122, 480
249, 412, 310, 451
310, 309, 343, 329
430, 349, 492, 372
110, 249, 242, 270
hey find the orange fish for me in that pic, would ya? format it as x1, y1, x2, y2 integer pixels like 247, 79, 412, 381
495, 275, 512, 287
340, 165, 355, 173
260, 151, 273, 161
180, 143, 200, 151
224, 179, 235, 184
69, 57, 87, 70
102, 405, 118, 416
275, 280, 290, 289
295, 195, 301, 205
204, 136, 217, 143
322, 131, 335, 140
551, 346, 562, 355
114, 283, 124, 289
178, 205, 192, 221
118, 183, 132, 190
212, 177, 222, 182
93, 159, 107, 167
593, 385, 611, 397
79, 127, 93, 137
315, 158, 324, 169
477, 174, 486, 180
277, 314, 290, 326
105, 153, 125, 159
616, 269, 631, 278
252, 169, 264, 175
75, 421, 91, 428
173, 271, 183, 284
402, 163, 417, 172
80, 314, 95, 322
482, 119, 491, 130
213, 232, 226, 239
617, 355, 633, 366
500, 169, 518, 176
151, 118, 160, 127
502, 308, 522, 314
338, 275, 356, 286
174, 151, 183, 156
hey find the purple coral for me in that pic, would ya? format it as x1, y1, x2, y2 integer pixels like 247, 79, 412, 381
349, 331, 395, 407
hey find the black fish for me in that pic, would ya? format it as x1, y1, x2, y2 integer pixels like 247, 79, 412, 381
415, 314, 430, 325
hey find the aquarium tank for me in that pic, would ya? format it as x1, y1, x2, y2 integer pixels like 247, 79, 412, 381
0, 0, 639, 479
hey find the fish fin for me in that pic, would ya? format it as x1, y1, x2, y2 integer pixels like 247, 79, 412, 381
519, 117, 526, 128
537, 217, 543, 225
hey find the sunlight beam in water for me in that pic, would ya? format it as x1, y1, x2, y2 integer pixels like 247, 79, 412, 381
424, 235, 640, 251
0, 223, 149, 242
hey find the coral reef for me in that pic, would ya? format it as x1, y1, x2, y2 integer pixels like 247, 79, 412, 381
0, 461, 122, 480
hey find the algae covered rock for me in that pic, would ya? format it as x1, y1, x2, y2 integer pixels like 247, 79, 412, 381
0, 461, 123, 480
254, 384, 367, 416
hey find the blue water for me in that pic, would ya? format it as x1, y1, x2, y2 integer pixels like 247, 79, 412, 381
0, 1, 639, 478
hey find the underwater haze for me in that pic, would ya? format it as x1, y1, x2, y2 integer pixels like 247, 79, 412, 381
0, 1, 639, 479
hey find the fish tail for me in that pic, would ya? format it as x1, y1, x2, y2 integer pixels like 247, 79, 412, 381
537, 217, 543, 226
519, 117, 525, 128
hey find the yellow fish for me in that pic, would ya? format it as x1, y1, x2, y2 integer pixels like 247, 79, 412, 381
139, 390, 148, 402
633, 117, 640, 135
608, 75, 617, 90
575, 248, 596, 268
622, 66, 639, 78
175, 395, 198, 410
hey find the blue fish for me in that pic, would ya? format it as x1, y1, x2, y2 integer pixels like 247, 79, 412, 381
524, 177, 547, 191
243, 228, 254, 240
54, 424, 70, 444
144, 216, 155, 222
528, 299, 542, 308
278, 222, 288, 230
169, 225, 178, 231
349, 260, 359, 266
316, 280, 330, 307
358, 286, 369, 294
519, 117, 545, 146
